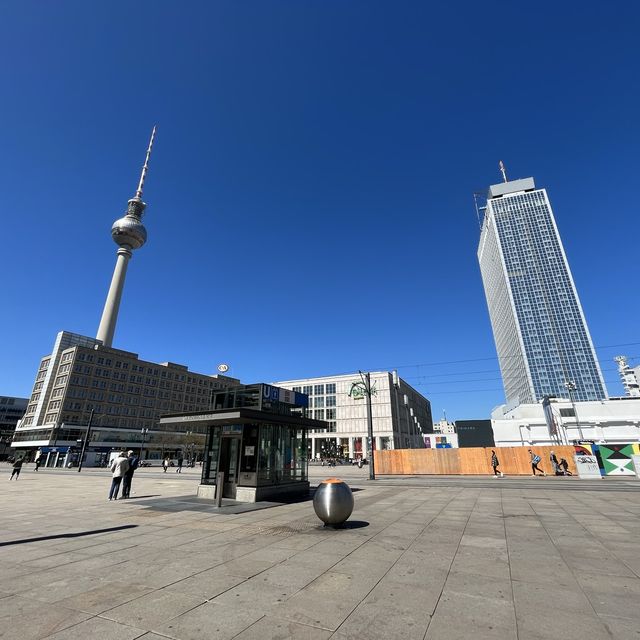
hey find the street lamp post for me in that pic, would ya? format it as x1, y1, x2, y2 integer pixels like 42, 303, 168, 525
359, 371, 376, 481
139, 428, 149, 461
564, 381, 584, 441
77, 409, 95, 473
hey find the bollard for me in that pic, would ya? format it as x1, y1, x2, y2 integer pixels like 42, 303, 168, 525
313, 478, 354, 526
215, 472, 224, 507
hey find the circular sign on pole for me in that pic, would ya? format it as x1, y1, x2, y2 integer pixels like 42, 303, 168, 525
217, 363, 229, 373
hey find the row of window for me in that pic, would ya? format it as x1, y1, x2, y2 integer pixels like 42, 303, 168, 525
312, 396, 336, 408
75, 352, 210, 384
292, 383, 337, 396
313, 409, 336, 420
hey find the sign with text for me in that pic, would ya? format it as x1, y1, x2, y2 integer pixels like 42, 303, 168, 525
574, 454, 602, 479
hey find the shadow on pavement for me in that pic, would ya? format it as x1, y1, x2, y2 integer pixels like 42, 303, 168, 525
0, 524, 138, 547
321, 520, 369, 530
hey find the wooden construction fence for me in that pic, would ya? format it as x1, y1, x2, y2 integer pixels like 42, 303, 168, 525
374, 445, 577, 476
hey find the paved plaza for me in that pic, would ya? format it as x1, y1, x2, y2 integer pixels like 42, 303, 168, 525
1, 465, 640, 640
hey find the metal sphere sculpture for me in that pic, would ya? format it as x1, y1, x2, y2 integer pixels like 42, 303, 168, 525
313, 478, 354, 526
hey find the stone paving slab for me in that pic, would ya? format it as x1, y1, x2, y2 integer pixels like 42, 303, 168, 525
1, 465, 640, 639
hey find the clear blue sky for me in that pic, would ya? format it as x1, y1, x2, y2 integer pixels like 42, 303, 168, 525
1, 1, 639, 420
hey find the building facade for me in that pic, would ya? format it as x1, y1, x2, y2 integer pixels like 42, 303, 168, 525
12, 330, 239, 465
478, 176, 607, 406
273, 371, 432, 459
432, 419, 456, 434
491, 397, 640, 447
0, 395, 27, 459
454, 419, 495, 448
615, 356, 640, 397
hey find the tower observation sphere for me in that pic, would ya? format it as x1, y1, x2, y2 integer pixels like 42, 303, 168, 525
96, 127, 157, 348
111, 202, 148, 250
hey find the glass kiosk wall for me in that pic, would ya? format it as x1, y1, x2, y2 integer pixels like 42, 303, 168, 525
202, 422, 308, 501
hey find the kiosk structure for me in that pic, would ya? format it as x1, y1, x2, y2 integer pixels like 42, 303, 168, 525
160, 384, 325, 502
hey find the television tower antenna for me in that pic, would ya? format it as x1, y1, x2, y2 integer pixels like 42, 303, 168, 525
499, 160, 508, 183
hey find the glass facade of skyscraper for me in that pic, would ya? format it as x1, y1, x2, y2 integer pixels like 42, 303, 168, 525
478, 177, 607, 404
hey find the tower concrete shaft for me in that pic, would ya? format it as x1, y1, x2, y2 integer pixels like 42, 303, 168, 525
96, 247, 132, 347
96, 127, 156, 348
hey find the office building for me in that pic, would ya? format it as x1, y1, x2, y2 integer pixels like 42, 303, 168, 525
273, 371, 432, 459
432, 418, 456, 434
477, 172, 607, 405
0, 395, 27, 459
12, 330, 239, 466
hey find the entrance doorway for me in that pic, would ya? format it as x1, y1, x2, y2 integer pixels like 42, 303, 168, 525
219, 436, 241, 498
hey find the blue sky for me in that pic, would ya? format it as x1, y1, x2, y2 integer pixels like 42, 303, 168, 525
1, 1, 639, 420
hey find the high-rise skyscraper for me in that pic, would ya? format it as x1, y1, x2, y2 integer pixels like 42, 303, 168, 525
477, 170, 607, 405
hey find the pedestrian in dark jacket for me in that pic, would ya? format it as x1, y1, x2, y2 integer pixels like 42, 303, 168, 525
491, 450, 504, 477
176, 456, 183, 473
122, 450, 139, 499
10, 458, 24, 480
528, 449, 546, 476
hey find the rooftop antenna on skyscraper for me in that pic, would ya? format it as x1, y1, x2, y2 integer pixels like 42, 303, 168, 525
473, 191, 486, 230
135, 125, 157, 201
499, 160, 508, 183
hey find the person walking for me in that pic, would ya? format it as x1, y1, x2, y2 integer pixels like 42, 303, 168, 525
9, 457, 24, 480
34, 454, 42, 472
176, 456, 183, 473
162, 457, 169, 473
528, 449, 546, 476
108, 452, 129, 500
121, 450, 139, 499
491, 450, 504, 477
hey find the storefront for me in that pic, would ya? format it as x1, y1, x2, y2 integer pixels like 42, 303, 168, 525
39, 446, 73, 468
160, 384, 325, 502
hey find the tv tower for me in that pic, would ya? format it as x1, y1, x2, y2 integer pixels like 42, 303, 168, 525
96, 127, 156, 348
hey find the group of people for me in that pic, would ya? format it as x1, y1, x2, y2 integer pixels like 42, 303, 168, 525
490, 449, 573, 477
108, 450, 139, 500
161, 456, 184, 472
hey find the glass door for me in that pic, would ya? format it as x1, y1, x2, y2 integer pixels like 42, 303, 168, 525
220, 437, 241, 498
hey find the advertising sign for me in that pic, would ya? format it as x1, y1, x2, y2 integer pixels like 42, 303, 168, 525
574, 454, 602, 479
261, 385, 309, 408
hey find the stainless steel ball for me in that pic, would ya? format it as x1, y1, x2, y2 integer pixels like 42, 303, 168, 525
111, 215, 147, 249
313, 478, 354, 526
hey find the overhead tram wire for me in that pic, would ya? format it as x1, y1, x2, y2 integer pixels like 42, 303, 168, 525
377, 341, 640, 372
402, 362, 632, 384
287, 343, 640, 395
